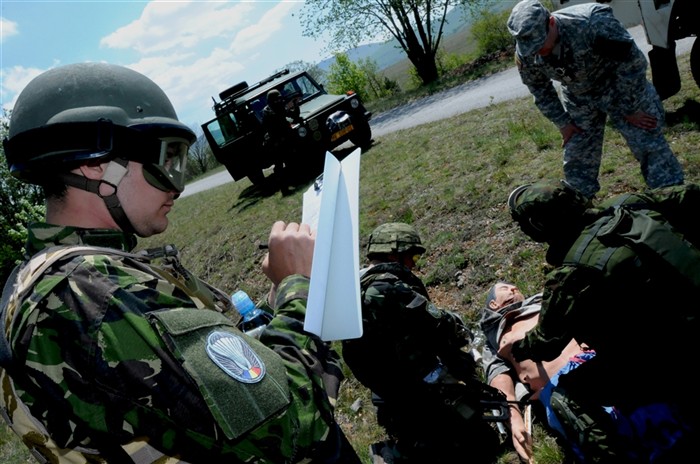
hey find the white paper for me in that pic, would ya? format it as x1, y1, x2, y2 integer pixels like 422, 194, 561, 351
303, 149, 363, 341
301, 175, 323, 231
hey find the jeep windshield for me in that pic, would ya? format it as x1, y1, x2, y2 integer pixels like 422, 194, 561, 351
280, 73, 323, 105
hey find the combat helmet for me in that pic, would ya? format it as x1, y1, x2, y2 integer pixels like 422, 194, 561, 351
508, 180, 590, 243
3, 62, 196, 235
367, 223, 426, 258
266, 89, 283, 107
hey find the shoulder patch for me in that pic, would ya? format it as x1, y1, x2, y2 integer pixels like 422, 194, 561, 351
206, 331, 266, 383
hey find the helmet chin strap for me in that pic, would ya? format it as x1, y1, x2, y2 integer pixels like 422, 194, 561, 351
60, 158, 138, 235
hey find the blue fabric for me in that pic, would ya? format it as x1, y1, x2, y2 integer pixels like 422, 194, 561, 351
540, 350, 690, 463
539, 350, 597, 462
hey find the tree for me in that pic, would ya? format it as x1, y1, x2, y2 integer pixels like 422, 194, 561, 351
301, 0, 476, 86
0, 111, 45, 281
326, 53, 370, 101
468, 3, 516, 55
358, 57, 401, 100
187, 127, 214, 180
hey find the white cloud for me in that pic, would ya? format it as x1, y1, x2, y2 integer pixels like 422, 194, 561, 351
1, 66, 46, 112
100, 1, 254, 54
128, 48, 246, 128
230, 1, 297, 54
0, 17, 19, 40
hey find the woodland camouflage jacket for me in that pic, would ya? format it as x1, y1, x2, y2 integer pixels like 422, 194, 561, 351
0, 223, 351, 463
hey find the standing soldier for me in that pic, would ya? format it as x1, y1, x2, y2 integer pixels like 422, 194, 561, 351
506, 0, 684, 199
262, 89, 300, 194
0, 62, 359, 463
342, 222, 505, 463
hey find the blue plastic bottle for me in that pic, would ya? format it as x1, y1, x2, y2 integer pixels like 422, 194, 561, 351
231, 290, 273, 339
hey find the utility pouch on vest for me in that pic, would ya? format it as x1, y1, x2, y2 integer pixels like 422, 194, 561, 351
148, 308, 291, 440
598, 206, 700, 289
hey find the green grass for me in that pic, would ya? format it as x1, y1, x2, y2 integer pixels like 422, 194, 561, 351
2, 54, 699, 463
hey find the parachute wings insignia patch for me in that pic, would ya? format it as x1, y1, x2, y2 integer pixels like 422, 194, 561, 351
206, 331, 266, 383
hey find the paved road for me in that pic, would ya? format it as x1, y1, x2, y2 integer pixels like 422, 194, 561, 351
182, 26, 694, 198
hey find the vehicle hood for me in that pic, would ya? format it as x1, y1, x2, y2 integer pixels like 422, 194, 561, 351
299, 94, 349, 119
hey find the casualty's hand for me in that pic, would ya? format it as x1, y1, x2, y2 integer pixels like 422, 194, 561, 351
559, 123, 583, 147
624, 110, 658, 130
510, 408, 534, 464
262, 221, 315, 285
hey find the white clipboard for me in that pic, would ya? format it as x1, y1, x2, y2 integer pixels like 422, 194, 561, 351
303, 149, 363, 341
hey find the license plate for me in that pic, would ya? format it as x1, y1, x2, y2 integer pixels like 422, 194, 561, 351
330, 124, 353, 142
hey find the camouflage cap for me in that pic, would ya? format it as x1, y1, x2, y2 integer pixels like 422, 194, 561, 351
507, 0, 550, 57
508, 180, 589, 243
367, 222, 426, 257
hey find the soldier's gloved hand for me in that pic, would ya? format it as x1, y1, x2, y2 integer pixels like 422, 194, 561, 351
512, 336, 565, 363
510, 339, 531, 363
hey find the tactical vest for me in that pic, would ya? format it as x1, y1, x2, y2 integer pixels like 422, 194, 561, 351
563, 192, 700, 295
0, 245, 291, 463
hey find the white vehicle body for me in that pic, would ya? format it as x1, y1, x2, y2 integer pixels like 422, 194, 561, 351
550, 0, 699, 98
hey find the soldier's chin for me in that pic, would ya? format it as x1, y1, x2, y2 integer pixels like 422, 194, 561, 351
135, 218, 169, 238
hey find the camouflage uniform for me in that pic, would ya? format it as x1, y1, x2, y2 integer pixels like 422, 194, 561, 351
507, 181, 700, 461
342, 262, 501, 463
0, 223, 357, 463
509, 1, 684, 198
509, 183, 700, 460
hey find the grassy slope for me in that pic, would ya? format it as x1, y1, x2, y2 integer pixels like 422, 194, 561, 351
2, 56, 699, 464
145, 54, 699, 463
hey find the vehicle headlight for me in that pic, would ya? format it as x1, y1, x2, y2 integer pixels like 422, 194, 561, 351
297, 126, 308, 138
308, 119, 319, 131
350, 98, 360, 109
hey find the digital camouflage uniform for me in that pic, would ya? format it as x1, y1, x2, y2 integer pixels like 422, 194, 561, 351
510, 182, 700, 461
342, 262, 502, 463
509, 1, 684, 198
0, 223, 357, 463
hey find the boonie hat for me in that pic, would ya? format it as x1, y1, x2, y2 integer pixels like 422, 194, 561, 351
507, 0, 550, 57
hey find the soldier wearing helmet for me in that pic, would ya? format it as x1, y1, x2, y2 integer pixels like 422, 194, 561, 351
365, 222, 426, 265
0, 63, 359, 463
261, 88, 300, 194
508, 179, 592, 246
506, 180, 700, 458
342, 222, 503, 463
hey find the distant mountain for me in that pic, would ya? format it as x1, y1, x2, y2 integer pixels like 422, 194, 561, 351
316, 2, 517, 73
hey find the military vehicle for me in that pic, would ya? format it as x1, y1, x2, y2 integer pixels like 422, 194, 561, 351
201, 69, 372, 185
551, 0, 698, 99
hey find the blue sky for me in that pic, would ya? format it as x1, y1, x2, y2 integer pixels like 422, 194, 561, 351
0, 0, 335, 130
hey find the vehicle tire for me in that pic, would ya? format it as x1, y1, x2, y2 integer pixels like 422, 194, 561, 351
247, 169, 265, 186
691, 37, 700, 90
349, 120, 372, 150
648, 45, 680, 100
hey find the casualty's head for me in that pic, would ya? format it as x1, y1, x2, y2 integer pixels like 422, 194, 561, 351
366, 222, 426, 269
485, 282, 525, 312
3, 62, 196, 237
508, 180, 590, 244
507, 0, 551, 57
